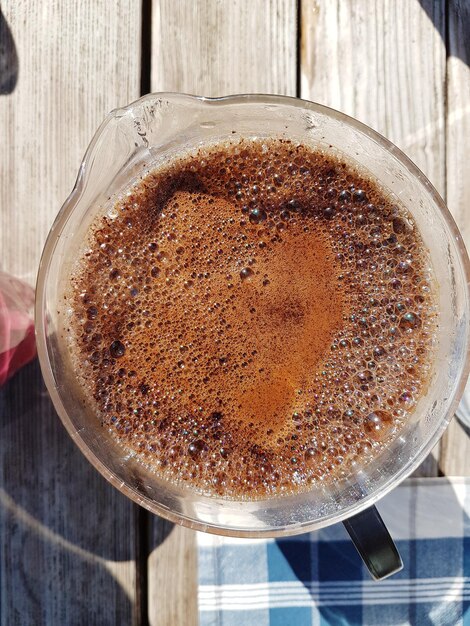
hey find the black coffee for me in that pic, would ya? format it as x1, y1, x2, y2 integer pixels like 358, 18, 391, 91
64, 138, 437, 498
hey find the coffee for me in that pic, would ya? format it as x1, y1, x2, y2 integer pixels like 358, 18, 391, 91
64, 138, 437, 498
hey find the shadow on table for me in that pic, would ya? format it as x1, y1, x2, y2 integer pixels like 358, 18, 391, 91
419, 0, 470, 65
456, 415, 470, 438
0, 359, 172, 623
275, 477, 469, 625
0, 7, 18, 95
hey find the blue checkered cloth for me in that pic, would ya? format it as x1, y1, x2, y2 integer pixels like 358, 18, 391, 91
198, 477, 470, 625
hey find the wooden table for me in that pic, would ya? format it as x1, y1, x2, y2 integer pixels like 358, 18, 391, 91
1, 1, 469, 624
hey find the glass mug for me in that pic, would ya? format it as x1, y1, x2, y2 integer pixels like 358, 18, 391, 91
36, 94, 470, 580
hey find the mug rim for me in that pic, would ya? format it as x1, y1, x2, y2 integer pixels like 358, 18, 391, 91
35, 92, 470, 536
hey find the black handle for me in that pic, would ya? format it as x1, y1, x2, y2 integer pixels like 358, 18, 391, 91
343, 505, 403, 580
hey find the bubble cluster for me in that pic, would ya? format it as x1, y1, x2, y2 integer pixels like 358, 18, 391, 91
64, 138, 438, 499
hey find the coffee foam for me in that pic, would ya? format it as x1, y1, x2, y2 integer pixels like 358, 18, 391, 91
65, 138, 438, 498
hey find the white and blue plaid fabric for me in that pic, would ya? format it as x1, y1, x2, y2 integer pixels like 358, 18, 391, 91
198, 477, 470, 625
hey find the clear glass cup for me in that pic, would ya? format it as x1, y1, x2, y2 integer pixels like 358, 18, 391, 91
35, 94, 470, 576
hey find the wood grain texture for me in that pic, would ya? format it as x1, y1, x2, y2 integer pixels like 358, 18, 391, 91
300, 0, 446, 477
0, 1, 141, 624
0, 0, 141, 284
148, 2, 298, 624
300, 0, 446, 194
147, 522, 198, 626
0, 363, 137, 625
151, 0, 297, 97
439, 0, 470, 476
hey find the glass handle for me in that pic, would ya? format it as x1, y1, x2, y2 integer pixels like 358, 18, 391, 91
343, 505, 403, 580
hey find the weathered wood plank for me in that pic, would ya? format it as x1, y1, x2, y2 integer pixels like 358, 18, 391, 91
0, 0, 141, 283
0, 362, 137, 625
148, 2, 298, 624
439, 0, 470, 477
301, 0, 446, 195
147, 521, 198, 626
300, 0, 446, 477
0, 1, 142, 624
151, 0, 297, 97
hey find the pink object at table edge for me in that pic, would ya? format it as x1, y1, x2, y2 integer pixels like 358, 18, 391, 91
0, 280, 37, 385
